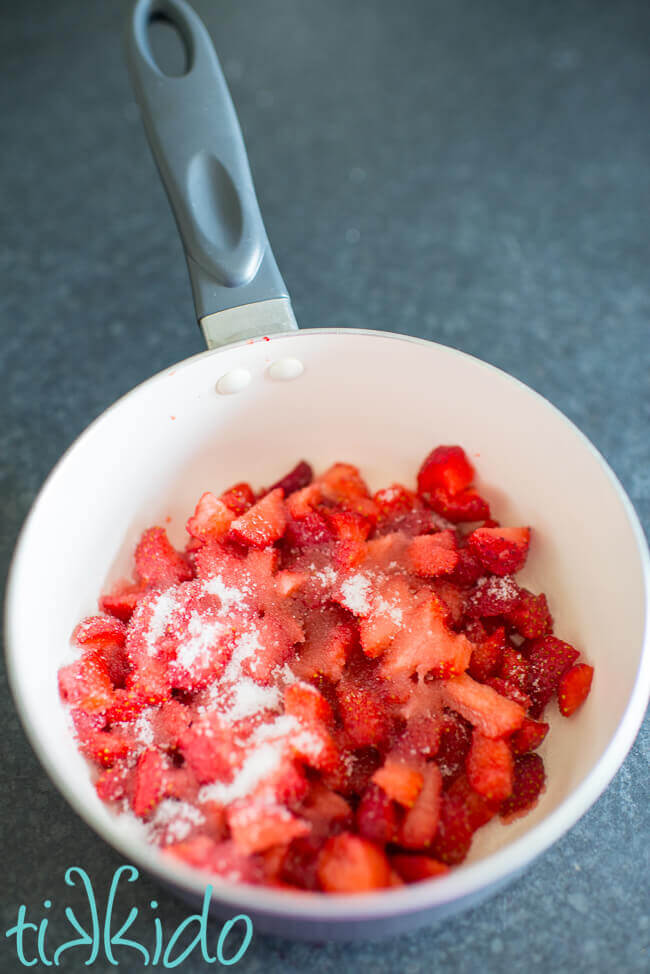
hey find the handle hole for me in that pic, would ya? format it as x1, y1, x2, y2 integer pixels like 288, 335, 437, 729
147, 13, 190, 77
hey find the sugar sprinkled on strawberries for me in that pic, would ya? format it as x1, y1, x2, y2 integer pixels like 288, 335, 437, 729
339, 573, 372, 614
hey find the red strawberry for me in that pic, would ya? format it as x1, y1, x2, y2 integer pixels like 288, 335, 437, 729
468, 527, 531, 576
466, 731, 514, 803
372, 759, 424, 807
219, 481, 256, 516
408, 534, 459, 577
317, 833, 391, 892
134, 527, 193, 587
417, 446, 475, 496
336, 676, 392, 749
227, 803, 309, 855
132, 749, 167, 818
435, 712, 473, 786
398, 763, 443, 849
284, 682, 334, 726
431, 774, 496, 865
80, 729, 132, 768
499, 645, 529, 690
72, 615, 127, 649
381, 597, 472, 680
165, 837, 264, 885
356, 783, 399, 844
467, 574, 521, 617
425, 486, 490, 523
484, 677, 532, 711
268, 460, 313, 496
510, 717, 549, 755
284, 511, 334, 548
440, 673, 526, 739
390, 854, 449, 883
99, 581, 146, 623
505, 588, 553, 639
279, 836, 324, 891
500, 753, 546, 819
558, 664, 594, 716
186, 491, 234, 541
178, 715, 240, 784
468, 626, 506, 682
95, 763, 134, 803
449, 546, 484, 586
228, 488, 286, 548
58, 651, 113, 715
524, 636, 580, 717
373, 484, 417, 522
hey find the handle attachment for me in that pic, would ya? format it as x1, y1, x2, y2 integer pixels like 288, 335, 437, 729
125, 0, 297, 346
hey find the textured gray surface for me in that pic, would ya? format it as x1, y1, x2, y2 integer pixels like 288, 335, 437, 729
1, 0, 649, 970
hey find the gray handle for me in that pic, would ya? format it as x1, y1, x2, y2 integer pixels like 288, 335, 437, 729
125, 0, 296, 344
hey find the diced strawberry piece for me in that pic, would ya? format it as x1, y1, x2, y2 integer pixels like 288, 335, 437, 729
72, 615, 127, 649
373, 484, 418, 522
500, 753, 546, 820
468, 626, 506, 682
284, 682, 334, 726
372, 759, 424, 807
431, 580, 466, 628
227, 803, 309, 854
382, 598, 472, 680
95, 763, 134, 803
228, 488, 286, 548
468, 527, 531, 576
355, 783, 399, 844
99, 581, 146, 623
322, 743, 382, 797
280, 836, 325, 891
440, 673, 525, 739
219, 482, 256, 516
425, 486, 490, 523
417, 445, 475, 496
358, 575, 412, 658
268, 460, 313, 496
290, 721, 339, 773
286, 482, 322, 519
558, 664, 594, 717
449, 547, 484, 586
80, 729, 132, 768
408, 534, 459, 577
431, 773, 497, 864
398, 763, 443, 849
134, 527, 193, 587
505, 588, 553, 639
284, 511, 334, 548
394, 715, 443, 762
58, 651, 113, 715
484, 677, 531, 711
275, 570, 307, 597
105, 688, 146, 723
298, 782, 353, 836
324, 508, 374, 543
434, 712, 472, 786
510, 717, 549, 755
317, 833, 391, 892
499, 645, 529, 690
466, 731, 514, 803
186, 491, 234, 541
133, 749, 166, 819
152, 699, 193, 749
337, 676, 392, 749
524, 636, 580, 717
467, 574, 521, 617
319, 463, 371, 503
390, 854, 449, 883
178, 715, 240, 785
291, 609, 355, 683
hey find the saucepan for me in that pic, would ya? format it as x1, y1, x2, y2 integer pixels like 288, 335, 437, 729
5, 0, 649, 941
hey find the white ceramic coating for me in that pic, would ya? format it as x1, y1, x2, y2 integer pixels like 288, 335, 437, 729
5, 329, 650, 940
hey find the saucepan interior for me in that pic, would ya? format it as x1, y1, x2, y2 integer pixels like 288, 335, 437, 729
5, 328, 649, 939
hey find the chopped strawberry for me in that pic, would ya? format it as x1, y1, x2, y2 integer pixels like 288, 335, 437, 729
134, 527, 193, 587
435, 712, 472, 786
298, 782, 353, 836
227, 803, 310, 854
317, 833, 391, 892
390, 854, 449, 883
499, 645, 529, 690
510, 717, 549, 755
79, 729, 132, 768
228, 488, 286, 548
372, 759, 424, 807
467, 574, 521, 617
99, 580, 146, 623
291, 609, 356, 683
524, 636, 580, 717
425, 486, 490, 523
505, 588, 553, 639
186, 491, 234, 540
337, 675, 392, 749
95, 763, 134, 803
431, 774, 496, 865
500, 753, 546, 820
72, 615, 127, 649
440, 673, 526, 739
279, 836, 324, 890
417, 446, 475, 496
165, 837, 264, 884
284, 682, 334, 726
319, 463, 371, 503
178, 715, 239, 785
382, 598, 472, 680
466, 731, 514, 803
398, 763, 443, 849
356, 783, 399, 844
468, 626, 506, 682
373, 484, 418, 522
58, 651, 113, 715
324, 508, 374, 542
431, 580, 466, 629
558, 664, 594, 717
408, 534, 459, 577
152, 699, 193, 749
133, 749, 166, 818
219, 482, 256, 516
449, 546, 484, 586
268, 460, 313, 496
286, 482, 322, 519
468, 527, 531, 576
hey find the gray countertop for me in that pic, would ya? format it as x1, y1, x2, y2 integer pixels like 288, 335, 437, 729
1, 0, 648, 971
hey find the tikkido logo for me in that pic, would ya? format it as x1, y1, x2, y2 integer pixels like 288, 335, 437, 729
5, 866, 253, 968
